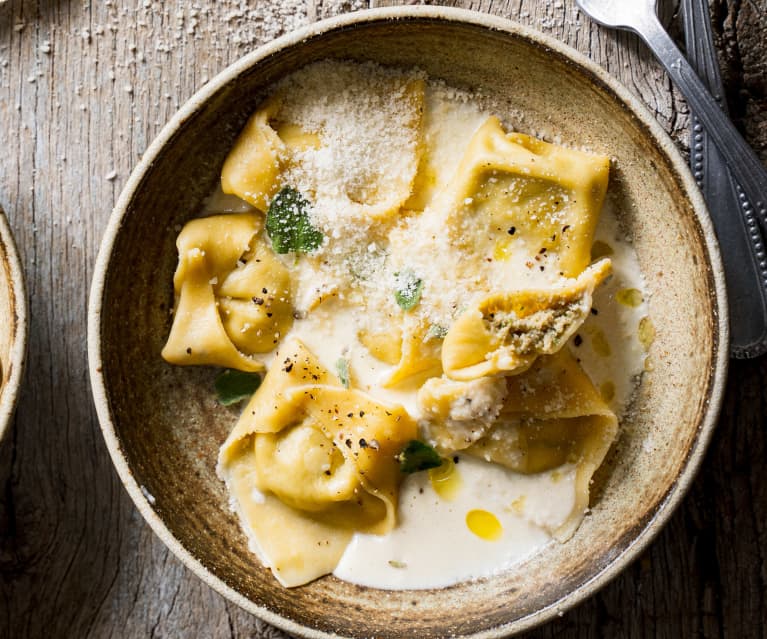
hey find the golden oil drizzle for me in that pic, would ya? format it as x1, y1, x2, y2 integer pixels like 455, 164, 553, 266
493, 237, 513, 261
591, 240, 614, 259
616, 288, 643, 307
590, 328, 612, 357
600, 380, 615, 402
429, 458, 462, 500
466, 509, 503, 541
638, 316, 655, 351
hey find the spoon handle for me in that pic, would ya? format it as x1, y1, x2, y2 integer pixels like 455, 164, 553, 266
632, 12, 767, 225
681, 0, 767, 358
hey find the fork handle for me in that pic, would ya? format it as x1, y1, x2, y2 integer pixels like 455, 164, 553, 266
681, 0, 767, 358
632, 12, 767, 226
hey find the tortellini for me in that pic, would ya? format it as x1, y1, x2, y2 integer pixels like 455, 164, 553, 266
419, 348, 617, 540
222, 61, 425, 223
442, 259, 612, 381
221, 96, 323, 212
218, 339, 417, 586
221, 97, 285, 212
162, 213, 294, 371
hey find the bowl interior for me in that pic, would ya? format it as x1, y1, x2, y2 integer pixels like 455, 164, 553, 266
93, 14, 724, 639
0, 209, 26, 439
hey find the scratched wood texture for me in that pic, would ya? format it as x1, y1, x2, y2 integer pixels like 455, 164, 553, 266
0, 0, 765, 637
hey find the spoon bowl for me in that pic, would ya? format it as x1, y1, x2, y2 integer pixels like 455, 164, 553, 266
574, 0, 657, 29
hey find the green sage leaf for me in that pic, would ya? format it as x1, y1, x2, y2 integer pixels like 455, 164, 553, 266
215, 369, 262, 406
266, 186, 324, 254
399, 440, 443, 474
394, 269, 423, 311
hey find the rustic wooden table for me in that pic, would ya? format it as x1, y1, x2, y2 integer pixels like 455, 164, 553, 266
1, 0, 765, 637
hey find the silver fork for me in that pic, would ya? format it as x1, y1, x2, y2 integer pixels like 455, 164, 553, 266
681, 0, 767, 358
574, 0, 767, 236
576, 0, 767, 358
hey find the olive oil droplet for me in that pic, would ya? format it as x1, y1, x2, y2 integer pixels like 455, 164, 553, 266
429, 458, 462, 500
466, 509, 503, 541
493, 237, 513, 261
600, 380, 615, 402
638, 316, 655, 351
591, 240, 614, 259
616, 288, 643, 307
590, 328, 612, 357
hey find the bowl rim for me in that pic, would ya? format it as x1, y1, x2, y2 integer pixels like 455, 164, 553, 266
0, 208, 28, 442
87, 5, 729, 638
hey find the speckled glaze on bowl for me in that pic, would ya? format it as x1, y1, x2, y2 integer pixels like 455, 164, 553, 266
0, 207, 28, 441
88, 7, 728, 639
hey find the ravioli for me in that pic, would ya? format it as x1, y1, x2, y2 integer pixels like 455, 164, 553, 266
420, 348, 617, 540
433, 116, 610, 278
442, 259, 612, 380
218, 339, 417, 586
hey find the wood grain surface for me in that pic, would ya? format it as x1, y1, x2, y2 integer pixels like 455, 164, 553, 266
1, 0, 765, 637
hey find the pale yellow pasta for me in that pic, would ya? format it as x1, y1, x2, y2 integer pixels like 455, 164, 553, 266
358, 326, 403, 366
420, 348, 617, 540
433, 116, 610, 278
162, 213, 294, 370
383, 314, 443, 389
221, 97, 285, 212
216, 241, 294, 353
219, 339, 417, 586
220, 97, 322, 211
442, 258, 611, 381
222, 65, 425, 223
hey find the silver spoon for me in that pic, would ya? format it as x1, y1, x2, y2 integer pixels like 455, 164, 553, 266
574, 0, 767, 236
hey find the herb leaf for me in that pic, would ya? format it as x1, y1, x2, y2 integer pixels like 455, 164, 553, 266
424, 323, 448, 341
266, 187, 323, 254
399, 440, 443, 474
394, 269, 423, 311
335, 358, 350, 389
215, 369, 262, 406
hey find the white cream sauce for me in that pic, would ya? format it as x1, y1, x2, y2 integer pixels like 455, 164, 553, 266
576, 203, 649, 414
334, 456, 575, 589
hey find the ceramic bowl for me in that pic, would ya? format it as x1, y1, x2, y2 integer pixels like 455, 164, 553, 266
88, 7, 728, 638
0, 207, 27, 441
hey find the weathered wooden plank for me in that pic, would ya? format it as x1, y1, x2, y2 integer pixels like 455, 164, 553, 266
0, 0, 764, 637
